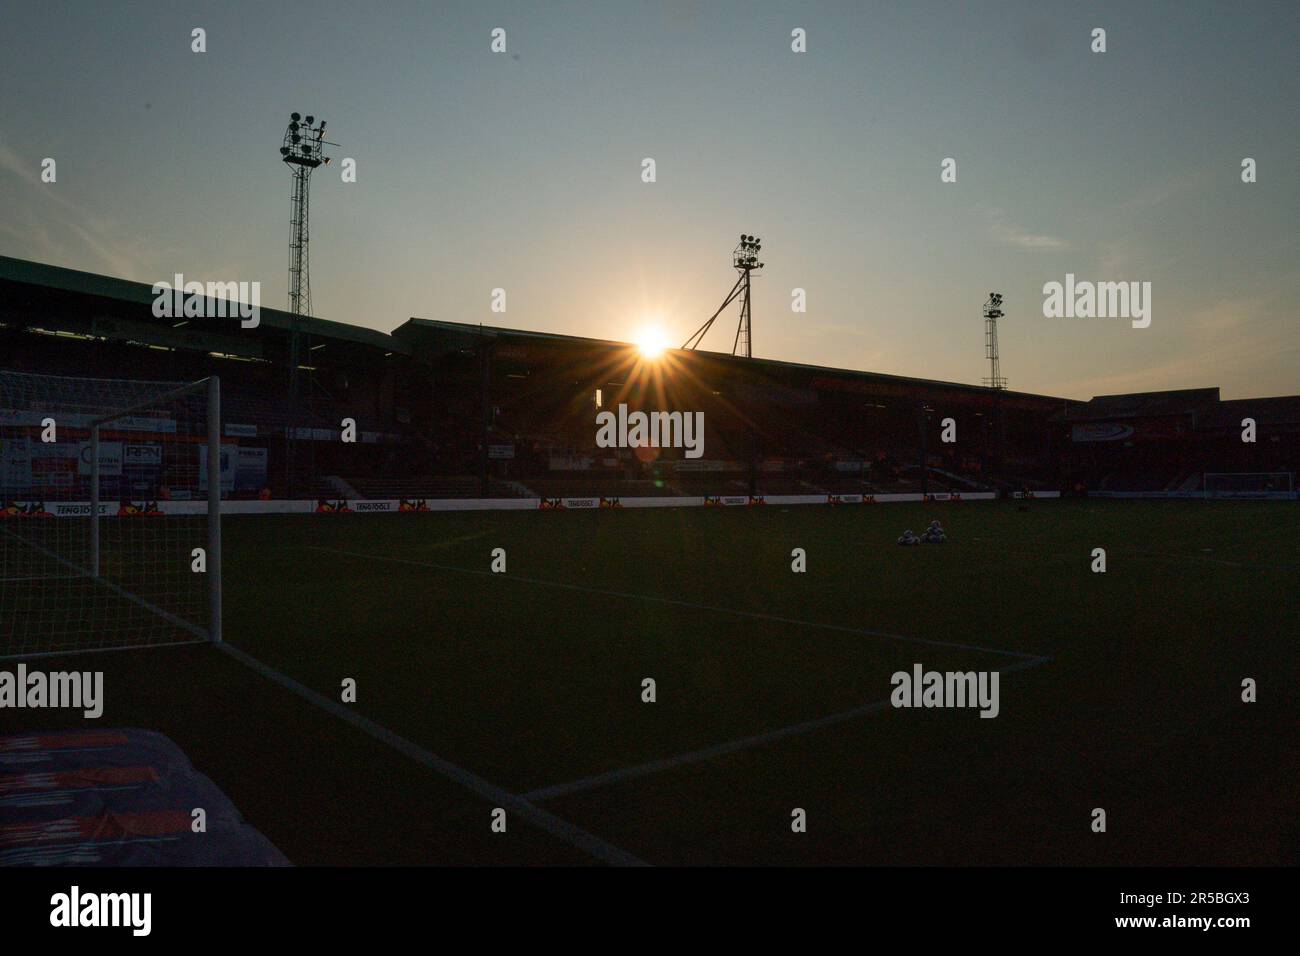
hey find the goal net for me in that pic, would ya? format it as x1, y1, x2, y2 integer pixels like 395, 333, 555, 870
1202, 472, 1295, 499
0, 370, 222, 659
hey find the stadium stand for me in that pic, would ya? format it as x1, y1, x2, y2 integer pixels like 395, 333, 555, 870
3, 255, 1295, 501
1054, 389, 1299, 494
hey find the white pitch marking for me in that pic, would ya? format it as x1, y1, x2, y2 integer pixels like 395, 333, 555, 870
215, 641, 648, 867
0, 530, 645, 865
302, 545, 1049, 661
520, 654, 1051, 802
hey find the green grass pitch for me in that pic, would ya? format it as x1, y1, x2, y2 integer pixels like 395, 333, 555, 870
8, 499, 1297, 865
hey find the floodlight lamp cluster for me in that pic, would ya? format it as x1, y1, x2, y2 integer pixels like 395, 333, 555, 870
280, 111, 331, 168
984, 291, 1004, 319
734, 234, 764, 271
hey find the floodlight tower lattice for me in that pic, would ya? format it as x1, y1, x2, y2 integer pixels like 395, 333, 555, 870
278, 112, 336, 493
982, 292, 1007, 390
682, 234, 765, 358
280, 112, 334, 318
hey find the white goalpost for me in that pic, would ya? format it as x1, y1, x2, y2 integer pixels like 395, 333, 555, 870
1202, 472, 1295, 500
0, 370, 222, 659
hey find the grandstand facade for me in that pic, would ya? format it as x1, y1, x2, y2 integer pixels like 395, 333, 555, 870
2, 255, 1295, 501
1055, 389, 1300, 495
393, 318, 1066, 499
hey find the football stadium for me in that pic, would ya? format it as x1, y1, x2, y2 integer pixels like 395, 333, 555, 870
2, 253, 1296, 869
1, 8, 1297, 938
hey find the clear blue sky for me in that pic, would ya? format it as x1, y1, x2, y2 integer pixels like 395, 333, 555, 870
2, 1, 1296, 399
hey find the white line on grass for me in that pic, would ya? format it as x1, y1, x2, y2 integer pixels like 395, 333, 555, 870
520, 654, 1051, 802
301, 545, 1050, 662
1112, 547, 1299, 572
0, 527, 207, 659
1, 530, 646, 865
214, 641, 648, 867
0, 574, 83, 583
970, 541, 1299, 573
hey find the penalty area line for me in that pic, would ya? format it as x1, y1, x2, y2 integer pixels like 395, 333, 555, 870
301, 545, 1050, 662
214, 641, 648, 867
522, 654, 1052, 803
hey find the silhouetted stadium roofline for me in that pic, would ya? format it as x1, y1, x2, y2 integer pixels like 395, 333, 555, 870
1052, 388, 1222, 421
7, 258, 1291, 419
1203, 396, 1300, 428
1050, 388, 1300, 428
0, 255, 409, 356
394, 317, 1068, 404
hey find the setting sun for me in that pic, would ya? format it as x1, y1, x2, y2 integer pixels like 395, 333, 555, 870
634, 324, 670, 359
